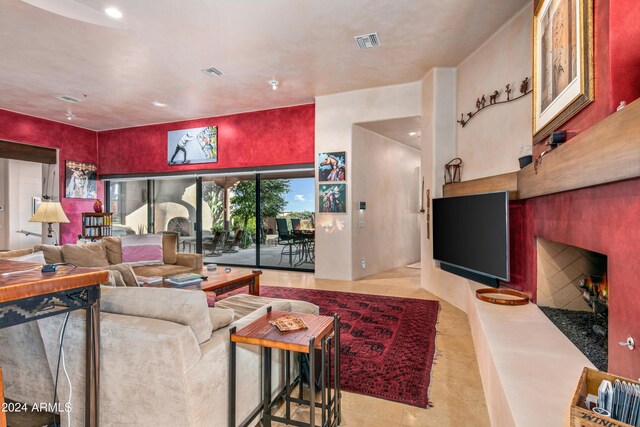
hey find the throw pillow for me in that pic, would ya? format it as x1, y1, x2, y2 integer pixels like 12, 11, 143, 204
101, 237, 122, 265
61, 243, 109, 267
8, 251, 46, 264
121, 235, 163, 267
100, 264, 138, 287
0, 248, 33, 259
162, 233, 178, 265
33, 244, 64, 264
208, 307, 234, 331
101, 270, 125, 287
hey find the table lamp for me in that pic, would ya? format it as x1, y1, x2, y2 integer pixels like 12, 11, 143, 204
29, 201, 70, 245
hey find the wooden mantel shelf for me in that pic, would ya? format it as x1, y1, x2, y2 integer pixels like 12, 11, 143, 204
443, 98, 640, 200
443, 172, 519, 199
518, 98, 640, 199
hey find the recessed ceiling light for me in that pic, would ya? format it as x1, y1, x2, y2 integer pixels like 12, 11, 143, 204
408, 131, 418, 136
269, 80, 279, 90
66, 113, 75, 121
104, 7, 122, 19
151, 101, 167, 107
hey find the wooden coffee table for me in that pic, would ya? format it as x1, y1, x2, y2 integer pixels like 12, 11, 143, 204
200, 267, 261, 296
144, 267, 261, 297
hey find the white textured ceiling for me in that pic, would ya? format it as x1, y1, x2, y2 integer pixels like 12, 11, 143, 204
0, 0, 530, 130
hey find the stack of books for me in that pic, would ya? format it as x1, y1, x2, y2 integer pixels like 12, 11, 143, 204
136, 276, 163, 286
165, 273, 205, 287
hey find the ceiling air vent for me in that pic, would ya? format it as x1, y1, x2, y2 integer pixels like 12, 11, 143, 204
58, 95, 81, 103
201, 66, 223, 76
354, 32, 380, 49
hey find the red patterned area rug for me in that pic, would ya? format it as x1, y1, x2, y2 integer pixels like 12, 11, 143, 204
232, 286, 440, 408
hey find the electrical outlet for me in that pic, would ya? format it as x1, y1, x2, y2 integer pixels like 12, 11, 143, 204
358, 220, 365, 228
360, 258, 366, 269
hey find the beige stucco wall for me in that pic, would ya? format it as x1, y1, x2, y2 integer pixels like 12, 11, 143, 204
314, 82, 422, 280
350, 126, 421, 280
455, 4, 532, 181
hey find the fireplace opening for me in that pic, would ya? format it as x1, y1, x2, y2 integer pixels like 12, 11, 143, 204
536, 238, 608, 371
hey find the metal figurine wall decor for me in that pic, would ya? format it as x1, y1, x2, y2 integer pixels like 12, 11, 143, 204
457, 77, 532, 128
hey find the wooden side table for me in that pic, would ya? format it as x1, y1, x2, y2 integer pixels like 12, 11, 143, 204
229, 308, 341, 427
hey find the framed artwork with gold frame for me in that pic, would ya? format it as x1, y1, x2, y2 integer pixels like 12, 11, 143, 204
532, 0, 594, 144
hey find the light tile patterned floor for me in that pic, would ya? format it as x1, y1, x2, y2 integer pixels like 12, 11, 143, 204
257, 267, 490, 427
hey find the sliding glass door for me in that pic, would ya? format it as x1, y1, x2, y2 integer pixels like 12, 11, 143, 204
107, 168, 314, 271
110, 180, 149, 236
151, 177, 197, 252
200, 174, 256, 267
259, 175, 315, 270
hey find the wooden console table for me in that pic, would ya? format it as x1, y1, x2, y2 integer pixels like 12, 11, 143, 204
0, 260, 108, 427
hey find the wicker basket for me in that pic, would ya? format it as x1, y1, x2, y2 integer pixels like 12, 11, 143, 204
571, 367, 638, 427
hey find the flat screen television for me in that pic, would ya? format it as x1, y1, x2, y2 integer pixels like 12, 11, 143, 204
432, 191, 509, 282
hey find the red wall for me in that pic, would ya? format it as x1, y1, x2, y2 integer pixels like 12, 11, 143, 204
533, 0, 640, 158
98, 104, 315, 176
510, 179, 640, 378
0, 109, 100, 244
0, 104, 315, 244
523, 0, 640, 377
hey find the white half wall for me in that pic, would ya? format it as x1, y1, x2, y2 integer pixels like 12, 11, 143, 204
456, 3, 532, 181
351, 126, 421, 280
314, 82, 422, 280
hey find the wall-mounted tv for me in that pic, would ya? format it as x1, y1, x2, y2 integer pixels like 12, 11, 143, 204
433, 191, 509, 282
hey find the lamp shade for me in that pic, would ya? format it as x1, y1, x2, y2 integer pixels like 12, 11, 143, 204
29, 202, 70, 224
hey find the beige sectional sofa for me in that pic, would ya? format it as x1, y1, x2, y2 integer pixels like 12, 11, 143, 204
0, 287, 318, 426
31, 234, 203, 286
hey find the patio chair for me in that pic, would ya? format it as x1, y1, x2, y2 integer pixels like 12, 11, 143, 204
276, 218, 299, 265
203, 231, 228, 256
222, 229, 244, 253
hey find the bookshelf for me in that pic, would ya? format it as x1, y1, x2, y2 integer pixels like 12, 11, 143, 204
81, 212, 113, 239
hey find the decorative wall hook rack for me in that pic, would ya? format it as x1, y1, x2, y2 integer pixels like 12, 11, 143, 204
457, 77, 532, 128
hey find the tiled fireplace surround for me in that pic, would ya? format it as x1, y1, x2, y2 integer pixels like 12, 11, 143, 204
509, 177, 640, 379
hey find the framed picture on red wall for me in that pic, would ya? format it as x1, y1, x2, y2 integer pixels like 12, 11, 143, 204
168, 126, 218, 165
533, 0, 594, 144
65, 160, 97, 199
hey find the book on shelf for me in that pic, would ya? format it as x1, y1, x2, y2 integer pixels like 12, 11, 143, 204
269, 316, 309, 332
